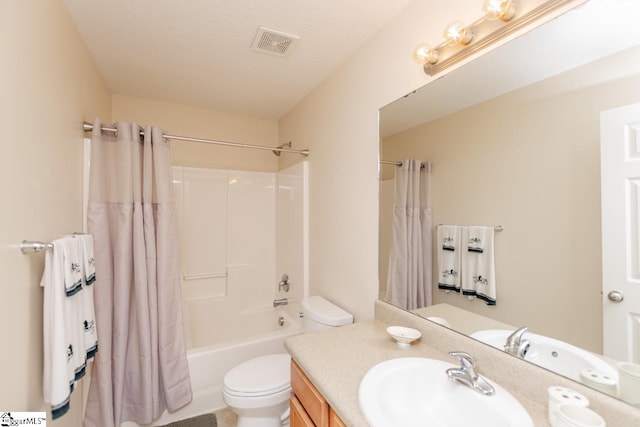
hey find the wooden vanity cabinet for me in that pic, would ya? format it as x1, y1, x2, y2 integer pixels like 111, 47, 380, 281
329, 408, 347, 427
290, 360, 347, 427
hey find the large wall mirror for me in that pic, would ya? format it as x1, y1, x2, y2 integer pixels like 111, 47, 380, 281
379, 0, 640, 402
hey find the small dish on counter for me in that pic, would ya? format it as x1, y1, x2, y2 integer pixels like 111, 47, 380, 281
386, 326, 422, 348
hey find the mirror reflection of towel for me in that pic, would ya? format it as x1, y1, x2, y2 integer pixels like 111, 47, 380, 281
461, 226, 496, 305
437, 225, 462, 292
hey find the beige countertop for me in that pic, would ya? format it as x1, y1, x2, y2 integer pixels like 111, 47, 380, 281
284, 319, 548, 426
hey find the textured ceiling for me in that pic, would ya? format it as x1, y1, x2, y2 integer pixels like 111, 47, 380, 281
63, 0, 413, 120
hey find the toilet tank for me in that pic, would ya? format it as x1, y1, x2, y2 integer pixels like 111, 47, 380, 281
302, 296, 353, 333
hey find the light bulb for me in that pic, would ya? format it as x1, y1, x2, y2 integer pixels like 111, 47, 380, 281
412, 43, 439, 65
443, 21, 473, 45
482, 0, 516, 21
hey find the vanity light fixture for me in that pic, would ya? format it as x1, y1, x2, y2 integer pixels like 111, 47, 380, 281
443, 21, 474, 46
413, 0, 581, 75
483, 0, 518, 21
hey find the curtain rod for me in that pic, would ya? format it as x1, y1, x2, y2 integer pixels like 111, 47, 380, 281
82, 122, 310, 157
380, 160, 403, 167
380, 160, 430, 170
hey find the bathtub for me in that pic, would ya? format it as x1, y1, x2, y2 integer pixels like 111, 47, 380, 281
122, 306, 303, 427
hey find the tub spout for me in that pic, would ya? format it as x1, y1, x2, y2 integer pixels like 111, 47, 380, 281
273, 297, 288, 307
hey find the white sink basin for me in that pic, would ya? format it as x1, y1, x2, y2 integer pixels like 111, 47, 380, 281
358, 357, 533, 427
470, 329, 618, 383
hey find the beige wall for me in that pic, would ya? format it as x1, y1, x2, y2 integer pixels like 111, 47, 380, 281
381, 64, 640, 353
112, 94, 280, 172
0, 0, 111, 424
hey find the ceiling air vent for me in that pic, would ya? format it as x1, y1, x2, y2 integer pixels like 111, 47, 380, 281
251, 26, 300, 57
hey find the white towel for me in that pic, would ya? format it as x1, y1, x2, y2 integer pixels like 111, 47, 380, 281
461, 226, 496, 305
41, 237, 99, 420
436, 225, 462, 292
41, 239, 75, 419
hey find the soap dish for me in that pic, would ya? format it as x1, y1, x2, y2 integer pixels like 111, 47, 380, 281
387, 326, 422, 348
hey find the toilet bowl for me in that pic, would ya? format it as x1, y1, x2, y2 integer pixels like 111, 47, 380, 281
222, 296, 353, 427
223, 354, 291, 427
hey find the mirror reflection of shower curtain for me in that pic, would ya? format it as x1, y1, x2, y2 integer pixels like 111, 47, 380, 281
385, 160, 432, 310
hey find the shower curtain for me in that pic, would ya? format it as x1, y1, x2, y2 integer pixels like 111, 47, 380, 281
385, 159, 433, 310
84, 120, 192, 427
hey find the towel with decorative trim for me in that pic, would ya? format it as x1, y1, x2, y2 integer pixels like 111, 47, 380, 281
42, 238, 84, 419
41, 237, 99, 420
437, 225, 462, 292
80, 234, 96, 286
461, 226, 496, 305
77, 234, 98, 360
61, 237, 83, 296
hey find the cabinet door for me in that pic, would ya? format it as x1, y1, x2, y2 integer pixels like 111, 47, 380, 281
329, 408, 347, 427
291, 395, 315, 427
291, 361, 329, 426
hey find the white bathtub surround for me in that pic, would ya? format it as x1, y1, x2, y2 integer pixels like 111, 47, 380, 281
276, 162, 309, 302
385, 159, 433, 310
172, 162, 308, 324
85, 120, 192, 427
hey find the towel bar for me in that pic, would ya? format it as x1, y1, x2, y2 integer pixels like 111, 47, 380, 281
21, 240, 54, 254
20, 234, 88, 254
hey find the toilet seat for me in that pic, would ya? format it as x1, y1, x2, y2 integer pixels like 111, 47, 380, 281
223, 354, 291, 397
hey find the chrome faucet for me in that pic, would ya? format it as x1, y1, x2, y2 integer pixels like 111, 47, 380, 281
273, 297, 288, 307
446, 351, 495, 396
278, 273, 290, 292
504, 327, 531, 358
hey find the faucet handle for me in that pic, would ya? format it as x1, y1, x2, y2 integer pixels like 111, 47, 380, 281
448, 351, 475, 367
507, 326, 528, 344
278, 273, 290, 292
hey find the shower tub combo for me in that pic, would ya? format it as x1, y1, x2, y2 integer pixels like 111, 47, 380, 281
86, 148, 308, 427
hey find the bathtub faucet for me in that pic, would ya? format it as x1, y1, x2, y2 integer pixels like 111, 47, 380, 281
273, 297, 288, 307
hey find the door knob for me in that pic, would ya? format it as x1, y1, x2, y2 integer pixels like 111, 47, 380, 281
607, 290, 624, 303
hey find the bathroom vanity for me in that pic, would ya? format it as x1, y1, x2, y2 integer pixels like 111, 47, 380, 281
285, 301, 640, 426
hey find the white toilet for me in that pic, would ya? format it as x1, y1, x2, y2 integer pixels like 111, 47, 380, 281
222, 296, 353, 427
